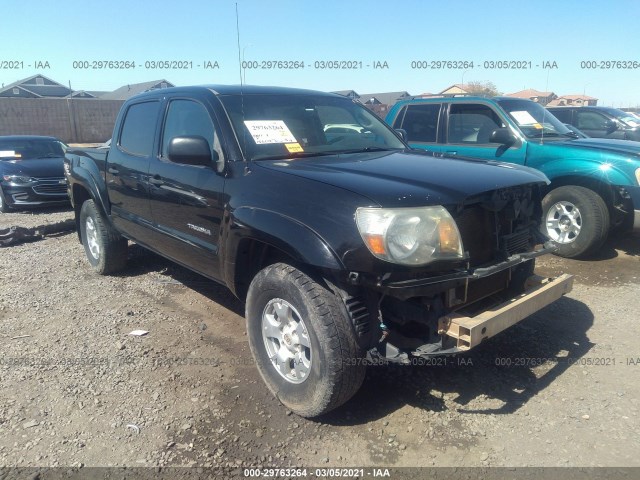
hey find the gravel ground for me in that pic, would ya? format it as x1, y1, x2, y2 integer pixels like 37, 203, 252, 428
1, 207, 639, 470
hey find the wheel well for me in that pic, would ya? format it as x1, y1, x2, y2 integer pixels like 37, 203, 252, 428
545, 176, 620, 225
233, 238, 301, 300
72, 185, 92, 243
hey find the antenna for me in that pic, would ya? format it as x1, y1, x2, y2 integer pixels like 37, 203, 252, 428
236, 3, 242, 86
235, 3, 248, 170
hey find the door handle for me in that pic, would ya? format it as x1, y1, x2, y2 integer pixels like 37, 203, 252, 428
445, 151, 458, 156
149, 175, 164, 186
107, 167, 119, 175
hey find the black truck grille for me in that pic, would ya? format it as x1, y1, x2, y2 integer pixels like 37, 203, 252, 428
454, 194, 534, 266
455, 206, 494, 266
500, 229, 532, 255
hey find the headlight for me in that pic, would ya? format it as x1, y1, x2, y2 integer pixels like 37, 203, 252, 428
635, 168, 640, 186
356, 206, 464, 265
2, 175, 37, 185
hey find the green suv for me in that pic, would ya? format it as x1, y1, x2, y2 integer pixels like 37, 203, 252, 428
386, 97, 640, 258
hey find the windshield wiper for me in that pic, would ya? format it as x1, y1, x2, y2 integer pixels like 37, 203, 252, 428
562, 131, 580, 138
252, 151, 341, 161
332, 146, 401, 154
528, 132, 563, 139
253, 147, 401, 161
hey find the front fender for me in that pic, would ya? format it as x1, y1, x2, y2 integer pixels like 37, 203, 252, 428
526, 143, 637, 187
223, 206, 344, 288
536, 158, 633, 187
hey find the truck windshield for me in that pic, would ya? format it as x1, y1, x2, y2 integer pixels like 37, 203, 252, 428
219, 94, 406, 161
603, 108, 640, 128
496, 99, 573, 139
0, 138, 65, 160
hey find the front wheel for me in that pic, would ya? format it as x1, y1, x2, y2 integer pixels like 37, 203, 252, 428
0, 188, 10, 213
79, 200, 128, 274
246, 263, 366, 417
542, 186, 609, 258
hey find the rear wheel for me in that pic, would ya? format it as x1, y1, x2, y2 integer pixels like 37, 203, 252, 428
542, 186, 609, 258
246, 263, 366, 417
79, 200, 128, 274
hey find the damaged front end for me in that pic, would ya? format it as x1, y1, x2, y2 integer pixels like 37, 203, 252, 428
337, 184, 574, 363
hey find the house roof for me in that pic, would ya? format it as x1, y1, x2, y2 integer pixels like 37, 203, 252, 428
69, 90, 97, 98
0, 74, 72, 97
439, 84, 472, 94
100, 80, 175, 100
558, 94, 598, 100
331, 90, 360, 97
357, 91, 411, 105
506, 89, 555, 98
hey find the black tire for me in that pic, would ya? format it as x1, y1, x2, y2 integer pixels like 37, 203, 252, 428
79, 200, 128, 274
541, 186, 609, 258
246, 263, 366, 417
0, 188, 10, 213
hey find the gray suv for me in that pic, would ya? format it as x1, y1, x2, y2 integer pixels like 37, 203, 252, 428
547, 106, 640, 141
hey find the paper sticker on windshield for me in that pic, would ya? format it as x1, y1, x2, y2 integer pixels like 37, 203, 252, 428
0, 150, 17, 158
510, 111, 537, 125
285, 142, 304, 153
533, 123, 543, 129
244, 120, 297, 144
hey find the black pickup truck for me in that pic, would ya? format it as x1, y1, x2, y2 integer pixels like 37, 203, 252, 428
65, 85, 573, 417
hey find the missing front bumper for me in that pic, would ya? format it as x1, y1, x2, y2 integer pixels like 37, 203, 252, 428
437, 274, 574, 351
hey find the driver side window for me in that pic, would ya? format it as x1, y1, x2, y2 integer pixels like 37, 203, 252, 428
161, 99, 223, 163
576, 111, 608, 130
448, 104, 503, 144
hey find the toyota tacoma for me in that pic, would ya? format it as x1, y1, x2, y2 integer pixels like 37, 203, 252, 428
65, 85, 573, 417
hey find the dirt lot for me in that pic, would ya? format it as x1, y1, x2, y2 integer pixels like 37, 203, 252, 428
1, 207, 639, 472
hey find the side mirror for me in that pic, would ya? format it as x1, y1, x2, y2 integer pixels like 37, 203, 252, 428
395, 128, 408, 141
489, 128, 516, 145
604, 120, 618, 133
167, 136, 213, 166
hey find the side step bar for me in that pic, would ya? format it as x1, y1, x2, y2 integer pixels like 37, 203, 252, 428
437, 274, 574, 351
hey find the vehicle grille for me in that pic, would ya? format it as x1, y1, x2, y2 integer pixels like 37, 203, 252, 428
501, 229, 532, 256
454, 206, 494, 266
33, 178, 67, 195
454, 196, 534, 266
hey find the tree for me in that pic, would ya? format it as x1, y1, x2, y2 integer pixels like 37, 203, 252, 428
465, 81, 502, 97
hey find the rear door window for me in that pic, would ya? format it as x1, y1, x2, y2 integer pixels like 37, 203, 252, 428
119, 101, 160, 157
395, 104, 440, 142
548, 109, 572, 123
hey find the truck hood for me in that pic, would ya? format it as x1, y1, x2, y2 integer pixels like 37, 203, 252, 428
0, 157, 65, 178
256, 150, 549, 207
558, 138, 640, 157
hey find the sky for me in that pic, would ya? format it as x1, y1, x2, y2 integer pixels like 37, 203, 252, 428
3, 0, 640, 107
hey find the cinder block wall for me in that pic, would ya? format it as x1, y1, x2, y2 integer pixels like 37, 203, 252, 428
0, 98, 123, 143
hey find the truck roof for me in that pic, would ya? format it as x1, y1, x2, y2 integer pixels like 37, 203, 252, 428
131, 84, 342, 100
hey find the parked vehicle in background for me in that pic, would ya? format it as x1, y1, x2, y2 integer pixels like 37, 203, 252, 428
65, 85, 572, 417
563, 123, 589, 139
547, 106, 640, 141
387, 97, 640, 258
0, 135, 69, 213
